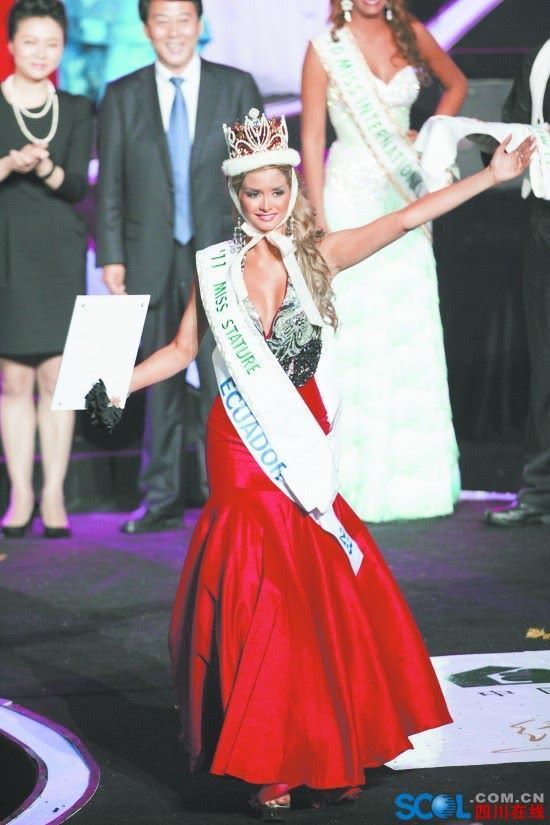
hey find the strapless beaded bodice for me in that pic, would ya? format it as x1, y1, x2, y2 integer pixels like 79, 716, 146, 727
325, 64, 420, 199
243, 280, 322, 388
327, 64, 420, 146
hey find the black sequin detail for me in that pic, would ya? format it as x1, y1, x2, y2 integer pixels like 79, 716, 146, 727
85, 379, 123, 434
244, 281, 322, 388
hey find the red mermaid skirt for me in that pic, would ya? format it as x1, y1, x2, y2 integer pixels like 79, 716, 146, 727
168, 378, 451, 789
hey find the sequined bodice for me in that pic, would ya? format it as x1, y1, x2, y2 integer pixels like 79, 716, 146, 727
325, 63, 420, 200
244, 281, 322, 388
327, 64, 420, 145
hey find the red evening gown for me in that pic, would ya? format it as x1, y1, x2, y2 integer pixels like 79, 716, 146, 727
168, 377, 451, 790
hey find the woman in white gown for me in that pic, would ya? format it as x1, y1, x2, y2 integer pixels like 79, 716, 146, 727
301, 0, 468, 521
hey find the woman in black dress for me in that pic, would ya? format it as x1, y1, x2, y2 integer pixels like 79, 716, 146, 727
0, 0, 93, 538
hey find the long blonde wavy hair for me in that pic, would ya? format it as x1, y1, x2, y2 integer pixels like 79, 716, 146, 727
231, 166, 338, 329
330, 0, 431, 86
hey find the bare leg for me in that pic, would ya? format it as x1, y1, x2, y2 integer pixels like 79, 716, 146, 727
0, 358, 37, 526
36, 356, 74, 528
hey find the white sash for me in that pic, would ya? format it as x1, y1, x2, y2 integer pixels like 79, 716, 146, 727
530, 39, 550, 127
197, 240, 364, 575
415, 115, 550, 201
313, 27, 426, 207
523, 39, 550, 198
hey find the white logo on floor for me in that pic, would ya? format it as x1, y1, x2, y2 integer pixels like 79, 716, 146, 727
387, 651, 550, 769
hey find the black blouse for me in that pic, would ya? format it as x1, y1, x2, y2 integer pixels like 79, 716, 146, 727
0, 89, 94, 355
0, 90, 92, 203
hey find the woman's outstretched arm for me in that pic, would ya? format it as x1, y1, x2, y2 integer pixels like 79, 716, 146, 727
129, 281, 207, 394
320, 135, 535, 276
301, 43, 330, 232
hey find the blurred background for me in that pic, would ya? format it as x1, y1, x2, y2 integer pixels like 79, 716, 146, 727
1, 1, 543, 98
0, 0, 549, 510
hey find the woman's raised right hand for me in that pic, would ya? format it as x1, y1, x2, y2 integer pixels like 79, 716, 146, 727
488, 134, 536, 184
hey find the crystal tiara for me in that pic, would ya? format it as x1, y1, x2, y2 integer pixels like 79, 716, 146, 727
222, 108, 301, 177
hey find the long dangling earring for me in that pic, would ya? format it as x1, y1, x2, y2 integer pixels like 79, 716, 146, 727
341, 0, 353, 23
385, 3, 394, 21
286, 215, 296, 240
233, 215, 245, 251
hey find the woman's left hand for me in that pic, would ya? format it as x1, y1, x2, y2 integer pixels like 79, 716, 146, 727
85, 379, 124, 433
489, 134, 536, 184
9, 144, 48, 174
35, 155, 54, 179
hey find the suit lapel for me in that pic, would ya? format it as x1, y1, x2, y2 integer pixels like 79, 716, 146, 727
192, 60, 220, 174
141, 65, 172, 182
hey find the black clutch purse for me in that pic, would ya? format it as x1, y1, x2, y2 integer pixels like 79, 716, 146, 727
85, 379, 123, 434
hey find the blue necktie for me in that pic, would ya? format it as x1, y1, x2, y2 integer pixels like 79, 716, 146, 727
168, 77, 193, 244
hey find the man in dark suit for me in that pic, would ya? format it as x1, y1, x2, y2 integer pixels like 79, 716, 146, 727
485, 39, 550, 526
97, 0, 261, 533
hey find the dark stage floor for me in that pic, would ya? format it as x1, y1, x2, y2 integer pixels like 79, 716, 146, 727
1, 502, 548, 825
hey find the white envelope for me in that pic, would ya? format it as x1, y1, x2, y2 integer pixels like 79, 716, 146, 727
51, 295, 150, 411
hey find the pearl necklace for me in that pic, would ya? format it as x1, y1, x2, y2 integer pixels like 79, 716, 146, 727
3, 75, 59, 145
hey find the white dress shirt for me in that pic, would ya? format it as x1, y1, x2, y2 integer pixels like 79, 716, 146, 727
155, 51, 201, 140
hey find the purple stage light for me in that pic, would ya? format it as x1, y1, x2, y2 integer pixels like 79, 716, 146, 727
426, 0, 505, 51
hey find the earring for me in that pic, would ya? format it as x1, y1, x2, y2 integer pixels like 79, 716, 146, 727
341, 0, 353, 23
385, 4, 394, 21
286, 215, 295, 240
233, 216, 245, 251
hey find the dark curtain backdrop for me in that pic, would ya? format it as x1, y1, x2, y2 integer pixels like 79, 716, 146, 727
435, 192, 530, 442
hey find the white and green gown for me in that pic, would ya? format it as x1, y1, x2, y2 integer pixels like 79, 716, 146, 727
324, 61, 460, 521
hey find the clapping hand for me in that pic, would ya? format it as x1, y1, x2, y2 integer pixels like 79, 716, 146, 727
489, 134, 536, 184
9, 143, 49, 174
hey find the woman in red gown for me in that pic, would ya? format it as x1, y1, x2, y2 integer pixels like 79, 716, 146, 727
121, 111, 533, 818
